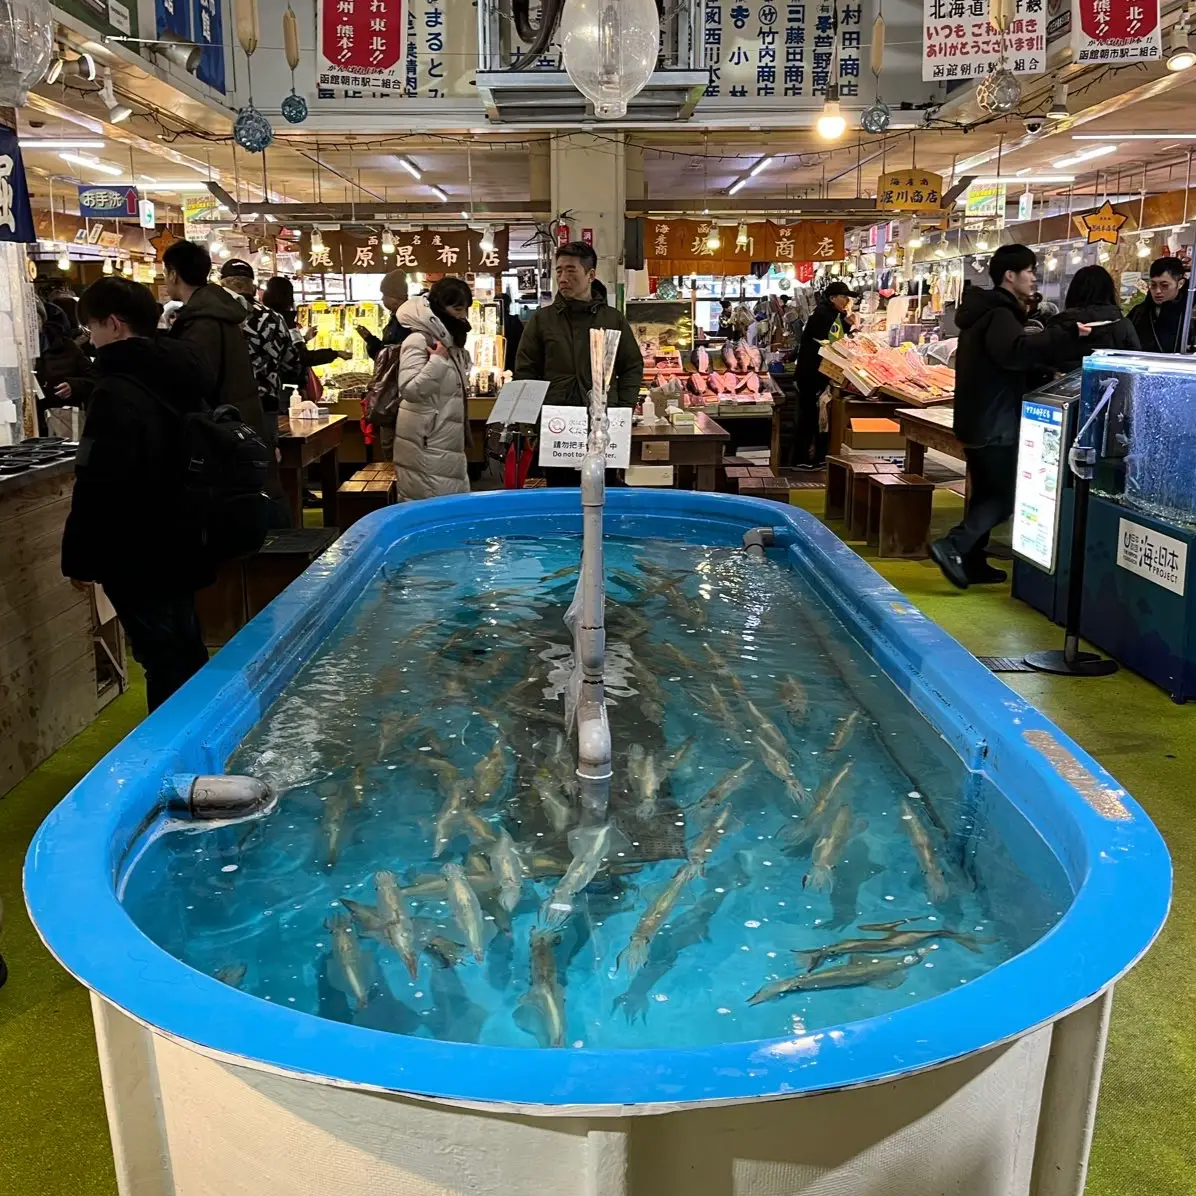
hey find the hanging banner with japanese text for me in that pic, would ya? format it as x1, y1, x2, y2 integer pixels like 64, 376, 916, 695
876, 170, 944, 213
192, 0, 226, 92
300, 227, 509, 274
644, 219, 843, 275
1071, 0, 1160, 63
0, 128, 36, 244
922, 0, 1046, 81
317, 0, 407, 92
702, 0, 865, 103
964, 182, 1007, 221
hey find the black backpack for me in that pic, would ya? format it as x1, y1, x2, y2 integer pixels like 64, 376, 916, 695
177, 404, 272, 563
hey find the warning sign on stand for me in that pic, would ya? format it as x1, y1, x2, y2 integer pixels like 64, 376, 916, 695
538, 405, 632, 470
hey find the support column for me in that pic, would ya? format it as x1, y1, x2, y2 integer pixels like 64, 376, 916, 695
550, 132, 626, 302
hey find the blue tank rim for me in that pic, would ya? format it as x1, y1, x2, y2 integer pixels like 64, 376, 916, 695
24, 489, 1171, 1109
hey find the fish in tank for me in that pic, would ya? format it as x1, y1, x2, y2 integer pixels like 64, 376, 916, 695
120, 536, 1069, 1050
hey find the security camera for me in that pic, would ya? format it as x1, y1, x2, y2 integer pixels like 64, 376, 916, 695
1023, 117, 1046, 134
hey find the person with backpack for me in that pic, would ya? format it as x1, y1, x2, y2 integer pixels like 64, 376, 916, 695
220, 258, 302, 417
61, 279, 220, 711
163, 240, 267, 440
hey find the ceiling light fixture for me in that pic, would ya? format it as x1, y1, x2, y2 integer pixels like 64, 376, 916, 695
736, 221, 749, 250
1046, 253, 1058, 270
480, 225, 495, 253
1047, 82, 1069, 120
1070, 245, 1083, 264
969, 174, 1075, 184
908, 230, 924, 248
76, 51, 97, 82
45, 55, 64, 85
102, 256, 114, 275
1167, 22, 1196, 71
396, 156, 422, 179
728, 178, 746, 196
99, 68, 132, 123
310, 228, 324, 251
19, 138, 105, 149
58, 151, 123, 176
1051, 144, 1118, 168
1138, 238, 1152, 257
816, 84, 847, 141
430, 185, 448, 202
749, 155, 773, 177
705, 225, 721, 251
57, 251, 71, 271
1072, 133, 1196, 140
381, 229, 395, 255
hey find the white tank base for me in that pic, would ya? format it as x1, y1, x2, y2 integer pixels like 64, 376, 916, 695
90, 989, 1113, 1196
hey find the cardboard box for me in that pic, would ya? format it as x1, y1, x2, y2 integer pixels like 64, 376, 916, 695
844, 417, 904, 451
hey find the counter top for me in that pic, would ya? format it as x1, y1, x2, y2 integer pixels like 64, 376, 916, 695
0, 455, 76, 499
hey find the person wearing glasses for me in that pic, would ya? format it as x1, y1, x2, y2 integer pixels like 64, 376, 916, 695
1129, 256, 1195, 354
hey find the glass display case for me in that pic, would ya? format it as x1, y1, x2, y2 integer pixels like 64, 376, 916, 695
1080, 350, 1196, 529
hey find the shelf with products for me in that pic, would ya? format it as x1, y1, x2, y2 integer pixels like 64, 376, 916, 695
465, 299, 510, 398
297, 301, 381, 394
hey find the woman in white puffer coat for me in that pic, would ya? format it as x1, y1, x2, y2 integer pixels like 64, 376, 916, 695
393, 277, 473, 500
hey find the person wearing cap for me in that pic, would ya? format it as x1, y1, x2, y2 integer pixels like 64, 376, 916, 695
357, 269, 414, 360
220, 258, 302, 421
792, 280, 855, 469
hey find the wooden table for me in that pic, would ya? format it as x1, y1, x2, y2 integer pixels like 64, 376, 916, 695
895, 405, 964, 474
630, 412, 731, 491
277, 414, 347, 528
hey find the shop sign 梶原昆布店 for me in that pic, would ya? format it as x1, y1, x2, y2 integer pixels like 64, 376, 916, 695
645, 219, 844, 275
299, 226, 511, 274
922, 0, 1045, 82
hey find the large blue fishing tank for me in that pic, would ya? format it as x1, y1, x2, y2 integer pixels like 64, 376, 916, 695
26, 490, 1169, 1196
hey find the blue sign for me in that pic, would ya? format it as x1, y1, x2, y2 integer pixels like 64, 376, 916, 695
78, 184, 139, 219
0, 127, 35, 243
193, 0, 226, 94
154, 0, 189, 41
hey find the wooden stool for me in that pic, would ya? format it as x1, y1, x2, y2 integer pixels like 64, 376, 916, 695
867, 473, 936, 558
338, 463, 397, 530
245, 527, 340, 618
824, 455, 851, 521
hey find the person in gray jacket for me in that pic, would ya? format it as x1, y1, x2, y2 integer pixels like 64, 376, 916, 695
394, 277, 473, 501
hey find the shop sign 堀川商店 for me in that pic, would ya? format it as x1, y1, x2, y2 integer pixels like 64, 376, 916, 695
645, 219, 844, 275
876, 171, 943, 214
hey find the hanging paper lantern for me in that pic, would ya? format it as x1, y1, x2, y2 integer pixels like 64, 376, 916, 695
0, 0, 52, 106
976, 67, 1021, 114
234, 105, 274, 152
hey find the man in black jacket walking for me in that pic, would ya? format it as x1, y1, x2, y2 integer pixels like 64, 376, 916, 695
62, 278, 215, 711
793, 281, 855, 468
930, 245, 1089, 589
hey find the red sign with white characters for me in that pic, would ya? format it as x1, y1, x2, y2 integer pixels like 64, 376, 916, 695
317, 0, 406, 92
1072, 0, 1161, 63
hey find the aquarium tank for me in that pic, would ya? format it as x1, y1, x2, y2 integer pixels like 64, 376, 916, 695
1080, 350, 1196, 527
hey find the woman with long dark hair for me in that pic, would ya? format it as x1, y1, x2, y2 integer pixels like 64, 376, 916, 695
393, 276, 473, 500
1047, 265, 1139, 371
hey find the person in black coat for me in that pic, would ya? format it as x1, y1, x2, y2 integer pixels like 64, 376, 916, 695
357, 269, 415, 359
262, 275, 352, 378
62, 277, 216, 712
1047, 265, 1140, 372
792, 281, 855, 468
1128, 256, 1194, 354
929, 245, 1090, 590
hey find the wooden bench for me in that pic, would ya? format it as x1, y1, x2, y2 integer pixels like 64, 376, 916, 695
245, 527, 341, 618
847, 461, 901, 540
866, 472, 936, 558
824, 455, 851, 520
337, 462, 398, 530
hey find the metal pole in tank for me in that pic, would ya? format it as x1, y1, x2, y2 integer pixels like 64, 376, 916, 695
573, 328, 615, 823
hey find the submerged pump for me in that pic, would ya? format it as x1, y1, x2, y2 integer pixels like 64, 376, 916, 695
168, 774, 276, 820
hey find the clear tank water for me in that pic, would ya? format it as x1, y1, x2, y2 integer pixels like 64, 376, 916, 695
121, 536, 1070, 1050
1082, 351, 1196, 527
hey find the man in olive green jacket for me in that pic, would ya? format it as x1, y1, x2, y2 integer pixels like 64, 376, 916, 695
514, 241, 644, 407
